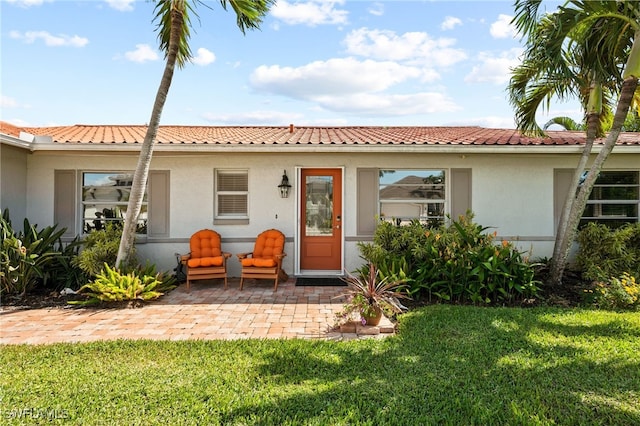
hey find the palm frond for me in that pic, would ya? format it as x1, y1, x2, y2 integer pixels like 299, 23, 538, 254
543, 116, 582, 131
153, 0, 195, 68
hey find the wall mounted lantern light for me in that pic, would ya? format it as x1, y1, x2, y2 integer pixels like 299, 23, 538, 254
278, 170, 292, 198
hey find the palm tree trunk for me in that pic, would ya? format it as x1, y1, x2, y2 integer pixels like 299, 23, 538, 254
115, 3, 185, 268
550, 76, 638, 284
548, 115, 597, 285
549, 27, 640, 284
548, 81, 601, 285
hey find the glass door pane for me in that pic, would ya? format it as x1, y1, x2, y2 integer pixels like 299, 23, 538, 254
305, 176, 333, 236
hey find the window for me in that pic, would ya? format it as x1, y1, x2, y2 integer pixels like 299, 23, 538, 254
81, 172, 147, 234
379, 169, 445, 226
216, 170, 248, 219
581, 171, 639, 228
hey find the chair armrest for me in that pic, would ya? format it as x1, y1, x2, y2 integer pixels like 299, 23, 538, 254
222, 252, 232, 259
276, 253, 287, 260
236, 252, 252, 260
180, 253, 191, 264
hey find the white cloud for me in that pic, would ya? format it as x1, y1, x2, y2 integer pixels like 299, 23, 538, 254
250, 57, 424, 98
368, 2, 384, 17
1, 95, 18, 108
4, 118, 32, 127
490, 14, 517, 39
441, 16, 462, 31
105, 0, 135, 12
343, 28, 467, 67
464, 48, 522, 85
202, 110, 304, 125
124, 44, 159, 63
317, 92, 460, 116
5, 0, 49, 7
9, 30, 89, 47
192, 48, 216, 66
249, 57, 459, 117
271, 0, 348, 26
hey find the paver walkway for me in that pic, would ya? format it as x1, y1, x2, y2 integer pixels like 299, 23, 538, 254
0, 278, 395, 345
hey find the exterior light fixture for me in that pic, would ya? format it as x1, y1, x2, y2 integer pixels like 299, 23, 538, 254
278, 170, 292, 198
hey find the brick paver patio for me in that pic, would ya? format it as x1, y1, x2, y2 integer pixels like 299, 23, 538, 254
0, 278, 395, 345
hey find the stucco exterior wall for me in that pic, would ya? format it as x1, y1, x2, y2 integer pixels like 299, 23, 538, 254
0, 144, 28, 224
24, 149, 640, 275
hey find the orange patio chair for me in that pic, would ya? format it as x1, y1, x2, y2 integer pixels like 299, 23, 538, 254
181, 229, 231, 291
236, 229, 288, 291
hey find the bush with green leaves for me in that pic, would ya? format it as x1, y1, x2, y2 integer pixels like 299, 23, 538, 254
358, 213, 540, 305
576, 222, 640, 283
591, 272, 640, 310
45, 236, 87, 291
73, 223, 136, 277
0, 209, 83, 295
72, 263, 176, 306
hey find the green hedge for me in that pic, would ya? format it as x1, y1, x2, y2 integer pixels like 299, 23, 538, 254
358, 213, 540, 305
576, 222, 640, 282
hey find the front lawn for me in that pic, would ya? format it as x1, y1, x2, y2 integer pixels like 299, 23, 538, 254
1, 305, 638, 425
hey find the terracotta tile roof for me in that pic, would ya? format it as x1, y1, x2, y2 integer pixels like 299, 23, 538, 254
4, 122, 640, 146
0, 121, 23, 138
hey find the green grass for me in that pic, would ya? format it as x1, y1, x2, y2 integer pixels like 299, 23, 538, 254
1, 306, 639, 425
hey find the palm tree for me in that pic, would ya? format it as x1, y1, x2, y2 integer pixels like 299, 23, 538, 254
542, 116, 584, 131
115, 0, 274, 267
509, 0, 640, 286
623, 107, 640, 130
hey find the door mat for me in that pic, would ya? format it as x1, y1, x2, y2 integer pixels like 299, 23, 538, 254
295, 277, 346, 287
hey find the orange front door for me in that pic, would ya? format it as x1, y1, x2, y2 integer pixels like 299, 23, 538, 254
300, 168, 342, 271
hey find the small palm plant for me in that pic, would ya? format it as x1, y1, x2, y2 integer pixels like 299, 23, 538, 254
336, 263, 409, 326
71, 263, 175, 307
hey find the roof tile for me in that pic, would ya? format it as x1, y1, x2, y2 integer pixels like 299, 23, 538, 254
2, 122, 639, 146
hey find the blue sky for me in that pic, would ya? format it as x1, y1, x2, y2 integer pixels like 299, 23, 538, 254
1, 0, 576, 128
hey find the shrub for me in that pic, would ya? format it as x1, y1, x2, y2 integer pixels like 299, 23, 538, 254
72, 263, 175, 306
45, 237, 87, 291
576, 222, 640, 283
73, 223, 136, 277
592, 272, 640, 310
358, 212, 540, 305
0, 209, 81, 295
125, 261, 178, 294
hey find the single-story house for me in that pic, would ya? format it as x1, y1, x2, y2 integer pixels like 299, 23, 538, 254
1, 121, 638, 278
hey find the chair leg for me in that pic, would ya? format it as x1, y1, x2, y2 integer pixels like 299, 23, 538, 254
186, 278, 190, 292
274, 276, 279, 292
224, 276, 228, 289
239, 276, 244, 290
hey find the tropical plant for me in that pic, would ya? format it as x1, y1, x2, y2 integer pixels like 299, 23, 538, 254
592, 272, 640, 310
623, 106, 640, 130
509, 0, 640, 286
335, 263, 409, 326
575, 222, 640, 282
74, 223, 134, 278
543, 116, 586, 132
115, 0, 275, 268
358, 213, 541, 305
41, 235, 86, 292
71, 263, 173, 306
543, 110, 640, 132
0, 209, 74, 296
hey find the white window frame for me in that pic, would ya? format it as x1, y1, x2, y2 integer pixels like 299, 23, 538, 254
215, 169, 249, 220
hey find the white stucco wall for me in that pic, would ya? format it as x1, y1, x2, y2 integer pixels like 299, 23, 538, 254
0, 144, 29, 224
24, 148, 640, 275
